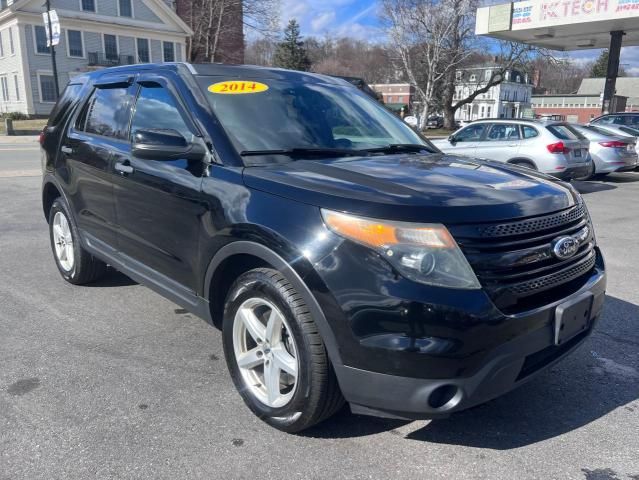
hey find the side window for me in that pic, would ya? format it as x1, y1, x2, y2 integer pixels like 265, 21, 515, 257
487, 124, 520, 141
455, 124, 486, 142
48, 83, 83, 127
130, 84, 192, 140
80, 86, 132, 139
522, 125, 539, 139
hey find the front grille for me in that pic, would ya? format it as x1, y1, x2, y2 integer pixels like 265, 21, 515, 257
449, 203, 597, 313
479, 203, 586, 238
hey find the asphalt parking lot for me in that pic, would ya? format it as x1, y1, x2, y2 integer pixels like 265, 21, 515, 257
1, 144, 638, 480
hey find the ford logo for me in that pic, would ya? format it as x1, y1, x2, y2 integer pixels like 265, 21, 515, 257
553, 236, 579, 260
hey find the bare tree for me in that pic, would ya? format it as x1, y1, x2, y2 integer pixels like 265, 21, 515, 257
441, 42, 543, 128
179, 0, 279, 64
381, 0, 476, 127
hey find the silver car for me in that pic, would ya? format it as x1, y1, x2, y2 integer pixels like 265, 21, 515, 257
585, 123, 639, 157
431, 119, 592, 179
571, 124, 638, 179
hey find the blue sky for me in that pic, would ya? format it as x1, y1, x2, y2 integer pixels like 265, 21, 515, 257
281, 0, 639, 75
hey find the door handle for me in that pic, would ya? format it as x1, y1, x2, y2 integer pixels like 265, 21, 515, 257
61, 145, 73, 154
115, 161, 134, 175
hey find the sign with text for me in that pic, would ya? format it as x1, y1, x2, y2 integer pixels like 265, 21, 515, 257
42, 10, 60, 47
510, 0, 639, 29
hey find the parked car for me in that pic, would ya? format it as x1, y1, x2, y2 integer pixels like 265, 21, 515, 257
590, 112, 639, 128
431, 119, 592, 179
426, 115, 444, 129
570, 124, 638, 179
585, 123, 639, 157
41, 63, 606, 432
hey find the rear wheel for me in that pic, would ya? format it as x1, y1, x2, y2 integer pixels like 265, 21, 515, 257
222, 268, 344, 432
48, 198, 107, 285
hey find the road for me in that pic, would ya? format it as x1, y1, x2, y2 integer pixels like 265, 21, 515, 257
1, 145, 638, 480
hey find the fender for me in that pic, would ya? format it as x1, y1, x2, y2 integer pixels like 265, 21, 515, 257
204, 241, 344, 366
42, 173, 74, 222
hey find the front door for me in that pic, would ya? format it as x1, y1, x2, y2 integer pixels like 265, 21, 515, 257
112, 77, 206, 291
448, 123, 488, 157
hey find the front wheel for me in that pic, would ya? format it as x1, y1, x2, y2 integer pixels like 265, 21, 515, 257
222, 268, 344, 432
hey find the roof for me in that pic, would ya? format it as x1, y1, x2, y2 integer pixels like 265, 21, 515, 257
68, 63, 353, 86
2, 0, 193, 36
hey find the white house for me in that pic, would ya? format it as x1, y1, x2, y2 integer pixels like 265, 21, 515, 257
453, 66, 533, 122
0, 0, 192, 116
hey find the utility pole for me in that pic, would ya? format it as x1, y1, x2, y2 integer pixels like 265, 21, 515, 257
44, 0, 60, 98
601, 30, 624, 115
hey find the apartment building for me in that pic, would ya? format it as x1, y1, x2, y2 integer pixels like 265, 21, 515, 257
0, 0, 192, 115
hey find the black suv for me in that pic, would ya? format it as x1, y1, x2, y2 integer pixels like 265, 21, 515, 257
41, 63, 606, 432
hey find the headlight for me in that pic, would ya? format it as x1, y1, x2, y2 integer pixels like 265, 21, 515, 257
321, 209, 480, 289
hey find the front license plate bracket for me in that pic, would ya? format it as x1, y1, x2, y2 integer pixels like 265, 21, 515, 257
554, 292, 594, 345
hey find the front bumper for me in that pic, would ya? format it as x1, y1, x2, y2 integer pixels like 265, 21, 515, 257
319, 247, 606, 419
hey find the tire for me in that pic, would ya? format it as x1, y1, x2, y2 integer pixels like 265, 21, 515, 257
48, 197, 107, 285
222, 268, 344, 432
574, 161, 596, 181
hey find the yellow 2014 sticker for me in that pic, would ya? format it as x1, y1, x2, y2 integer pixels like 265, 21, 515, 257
208, 81, 269, 95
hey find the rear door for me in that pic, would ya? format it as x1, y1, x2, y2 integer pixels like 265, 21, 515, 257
111, 74, 206, 291
475, 123, 521, 162
61, 76, 135, 249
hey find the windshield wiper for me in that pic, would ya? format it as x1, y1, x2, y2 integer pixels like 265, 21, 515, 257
240, 147, 364, 158
360, 144, 434, 154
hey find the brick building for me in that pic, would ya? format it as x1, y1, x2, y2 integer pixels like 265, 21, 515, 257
369, 83, 415, 114
531, 94, 628, 123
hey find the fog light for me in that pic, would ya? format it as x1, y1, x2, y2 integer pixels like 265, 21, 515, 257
428, 384, 460, 409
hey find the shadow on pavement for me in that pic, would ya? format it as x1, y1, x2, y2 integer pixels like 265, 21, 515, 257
306, 296, 639, 448
86, 268, 138, 288
572, 181, 617, 194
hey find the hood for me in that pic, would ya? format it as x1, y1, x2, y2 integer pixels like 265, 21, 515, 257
242, 153, 579, 223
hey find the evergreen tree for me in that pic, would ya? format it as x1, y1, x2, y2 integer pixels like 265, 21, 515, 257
273, 19, 311, 71
590, 50, 610, 78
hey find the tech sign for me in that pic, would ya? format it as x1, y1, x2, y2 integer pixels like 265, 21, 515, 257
511, 0, 639, 28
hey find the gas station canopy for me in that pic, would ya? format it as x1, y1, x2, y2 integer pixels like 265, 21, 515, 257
476, 0, 639, 51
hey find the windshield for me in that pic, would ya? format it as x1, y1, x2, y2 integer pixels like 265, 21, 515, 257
196, 76, 431, 163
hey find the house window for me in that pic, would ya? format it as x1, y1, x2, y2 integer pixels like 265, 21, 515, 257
455, 71, 462, 81
8, 27, 13, 54
81, 0, 96, 12
119, 0, 132, 17
39, 74, 57, 102
35, 25, 50, 54
13, 74, 19, 101
104, 34, 118, 60
136, 38, 150, 63
0, 31, 3, 56
67, 30, 83, 57
485, 70, 491, 81
469, 74, 477, 82
163, 41, 175, 62
1, 76, 8, 101
487, 106, 491, 117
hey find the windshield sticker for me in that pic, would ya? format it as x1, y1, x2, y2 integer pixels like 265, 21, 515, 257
208, 81, 269, 95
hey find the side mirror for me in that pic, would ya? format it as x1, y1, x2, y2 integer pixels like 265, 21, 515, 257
448, 134, 457, 145
132, 128, 207, 161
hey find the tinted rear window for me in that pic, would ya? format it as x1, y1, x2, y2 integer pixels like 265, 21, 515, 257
47, 83, 83, 127
79, 86, 132, 139
546, 124, 584, 140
